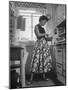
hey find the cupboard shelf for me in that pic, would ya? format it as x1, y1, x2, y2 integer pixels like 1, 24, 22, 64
59, 32, 65, 37
56, 42, 66, 45
57, 39, 65, 43
55, 19, 66, 84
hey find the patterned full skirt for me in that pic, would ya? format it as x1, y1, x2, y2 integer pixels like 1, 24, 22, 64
30, 38, 52, 73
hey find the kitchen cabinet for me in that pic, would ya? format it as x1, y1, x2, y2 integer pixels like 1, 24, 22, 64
55, 19, 66, 85
10, 41, 35, 88
10, 46, 22, 89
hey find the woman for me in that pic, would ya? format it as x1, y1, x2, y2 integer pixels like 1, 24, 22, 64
29, 15, 52, 84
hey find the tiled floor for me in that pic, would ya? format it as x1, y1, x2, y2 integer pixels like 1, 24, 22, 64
25, 72, 64, 88
26, 79, 55, 87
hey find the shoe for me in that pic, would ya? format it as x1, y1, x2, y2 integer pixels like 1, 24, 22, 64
26, 81, 32, 85
44, 78, 49, 81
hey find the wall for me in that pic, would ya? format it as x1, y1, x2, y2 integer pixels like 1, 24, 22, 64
45, 4, 66, 45
10, 2, 66, 44
55, 4, 66, 26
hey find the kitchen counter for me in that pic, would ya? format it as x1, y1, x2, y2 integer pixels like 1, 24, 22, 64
10, 41, 35, 87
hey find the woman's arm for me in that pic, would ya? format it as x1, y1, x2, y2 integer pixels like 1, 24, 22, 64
35, 25, 52, 41
35, 25, 45, 37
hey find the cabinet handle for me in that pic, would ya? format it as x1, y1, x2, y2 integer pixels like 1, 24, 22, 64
57, 50, 62, 52
57, 64, 61, 68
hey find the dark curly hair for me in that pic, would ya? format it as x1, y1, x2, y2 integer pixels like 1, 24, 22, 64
39, 15, 49, 22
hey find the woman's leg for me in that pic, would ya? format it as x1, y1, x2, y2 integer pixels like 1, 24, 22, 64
43, 73, 49, 81
27, 72, 34, 85
43, 73, 45, 79
30, 72, 34, 82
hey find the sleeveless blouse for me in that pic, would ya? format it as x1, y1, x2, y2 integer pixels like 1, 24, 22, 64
35, 24, 45, 39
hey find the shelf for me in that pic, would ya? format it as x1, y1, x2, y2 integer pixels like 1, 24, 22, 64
10, 64, 20, 69
56, 19, 66, 46
10, 68, 20, 71
56, 41, 66, 45
59, 32, 66, 37
57, 39, 65, 43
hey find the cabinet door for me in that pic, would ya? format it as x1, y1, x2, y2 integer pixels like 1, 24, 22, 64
57, 73, 66, 85
56, 49, 63, 64
63, 48, 66, 64
10, 47, 21, 60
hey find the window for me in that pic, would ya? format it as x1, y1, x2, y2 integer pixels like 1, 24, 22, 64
17, 9, 44, 41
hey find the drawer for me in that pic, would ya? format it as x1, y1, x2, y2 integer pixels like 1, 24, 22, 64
56, 52, 62, 56
57, 49, 62, 52
56, 63, 62, 75
56, 53, 62, 59
56, 54, 62, 58
56, 56, 62, 63
56, 52, 63, 64
56, 59, 62, 64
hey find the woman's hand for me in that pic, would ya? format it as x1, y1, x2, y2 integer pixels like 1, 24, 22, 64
45, 36, 53, 41
48, 37, 53, 41
45, 34, 49, 38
